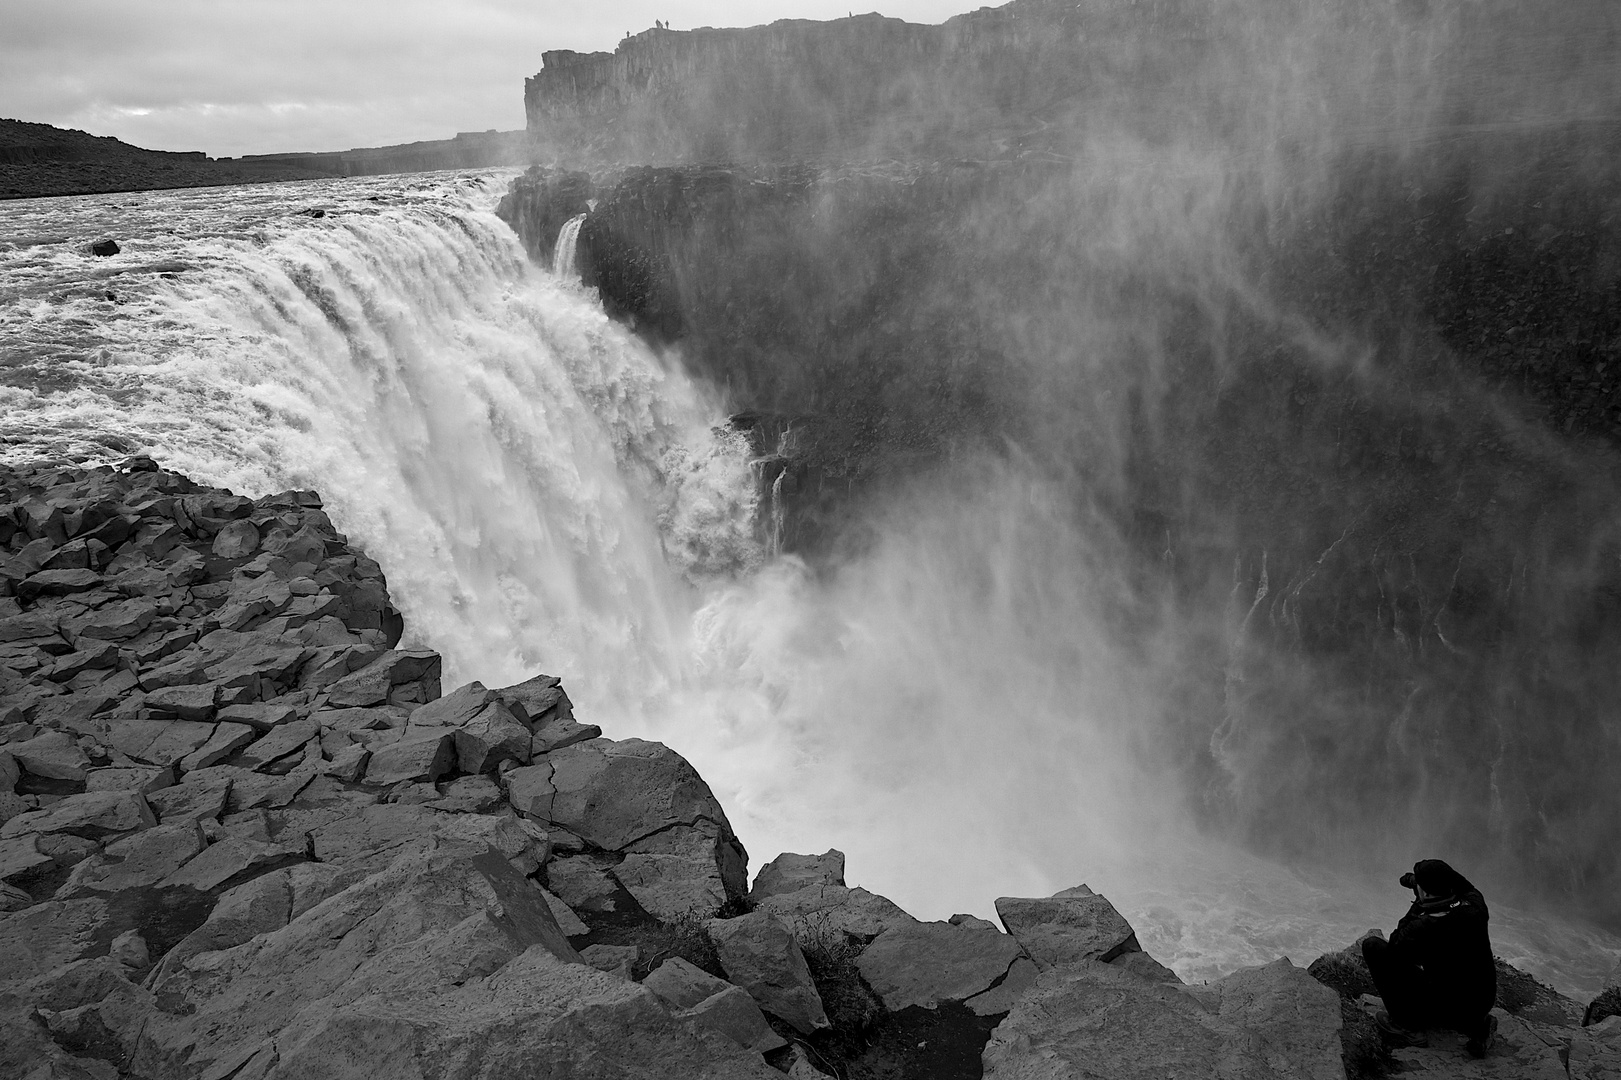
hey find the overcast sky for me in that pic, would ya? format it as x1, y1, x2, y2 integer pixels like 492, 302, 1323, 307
0, 1, 978, 158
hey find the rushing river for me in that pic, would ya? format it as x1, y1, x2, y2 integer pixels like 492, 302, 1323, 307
2, 171, 1616, 998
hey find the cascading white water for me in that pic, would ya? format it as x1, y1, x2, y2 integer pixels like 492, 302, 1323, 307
2, 171, 1616, 996
553, 212, 587, 282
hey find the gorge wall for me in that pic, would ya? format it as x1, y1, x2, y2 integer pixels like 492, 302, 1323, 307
509, 0, 1621, 930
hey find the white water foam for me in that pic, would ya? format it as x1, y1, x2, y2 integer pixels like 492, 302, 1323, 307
3, 172, 1616, 998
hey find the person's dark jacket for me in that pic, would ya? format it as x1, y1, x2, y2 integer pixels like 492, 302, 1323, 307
1386, 859, 1496, 1022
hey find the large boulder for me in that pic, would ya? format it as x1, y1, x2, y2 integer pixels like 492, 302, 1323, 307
855, 921, 1026, 1012
981, 958, 1343, 1080
513, 737, 749, 915
707, 911, 830, 1034
994, 885, 1141, 970
132, 846, 584, 1076
750, 849, 845, 901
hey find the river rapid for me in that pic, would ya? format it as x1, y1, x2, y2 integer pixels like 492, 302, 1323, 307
2, 171, 1616, 998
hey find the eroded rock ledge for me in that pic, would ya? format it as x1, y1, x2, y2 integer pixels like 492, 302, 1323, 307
2, 458, 1617, 1080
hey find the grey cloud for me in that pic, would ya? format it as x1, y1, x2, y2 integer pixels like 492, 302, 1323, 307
0, 0, 972, 156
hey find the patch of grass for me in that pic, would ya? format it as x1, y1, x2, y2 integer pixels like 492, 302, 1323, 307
1307, 946, 1393, 1080
1307, 947, 1377, 1001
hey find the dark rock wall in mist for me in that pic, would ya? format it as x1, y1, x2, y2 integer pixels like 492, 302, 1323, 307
507, 0, 1621, 927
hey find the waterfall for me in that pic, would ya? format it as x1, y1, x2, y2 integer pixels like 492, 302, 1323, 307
0, 177, 758, 712
553, 212, 587, 281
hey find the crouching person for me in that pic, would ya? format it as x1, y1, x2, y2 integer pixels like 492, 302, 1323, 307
1363, 859, 1498, 1058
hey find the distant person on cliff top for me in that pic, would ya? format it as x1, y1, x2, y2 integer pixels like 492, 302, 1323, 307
1362, 859, 1498, 1057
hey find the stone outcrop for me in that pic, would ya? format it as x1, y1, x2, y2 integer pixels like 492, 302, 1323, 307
982, 958, 1343, 1080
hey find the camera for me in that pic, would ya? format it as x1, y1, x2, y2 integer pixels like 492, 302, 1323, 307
1399, 872, 1417, 890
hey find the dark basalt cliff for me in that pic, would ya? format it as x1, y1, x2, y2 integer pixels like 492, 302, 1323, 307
524, 1, 1214, 164
503, 0, 1621, 931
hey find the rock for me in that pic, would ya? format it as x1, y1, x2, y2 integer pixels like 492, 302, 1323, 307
360, 730, 454, 786
1569, 1015, 1621, 1080
0, 881, 32, 910
231, 718, 318, 770
752, 849, 845, 901
149, 863, 354, 981
965, 956, 1040, 1016
142, 684, 217, 722
683, 984, 791, 1054
18, 568, 104, 602
177, 721, 257, 770
533, 717, 602, 753
0, 832, 52, 883
645, 957, 735, 1009
216, 702, 300, 730
323, 648, 441, 707
994, 885, 1141, 970
981, 958, 1342, 1080
83, 764, 174, 794
707, 911, 830, 1033
54, 819, 205, 897
66, 597, 156, 641
6, 728, 90, 782
535, 738, 747, 895
582, 942, 639, 978
109, 928, 150, 970
493, 672, 569, 722
452, 702, 532, 773
133, 847, 591, 1078
538, 885, 589, 935
210, 519, 260, 559
162, 833, 307, 891
405, 679, 496, 728
104, 718, 215, 767
950, 913, 999, 932
855, 921, 1026, 1011
428, 773, 504, 813
754, 882, 919, 939
144, 769, 231, 822
1110, 948, 1182, 984
545, 853, 622, 913
616, 818, 748, 920
0, 789, 154, 841
44, 639, 120, 682
91, 239, 120, 256
321, 742, 370, 782
0, 896, 111, 982
505, 761, 555, 817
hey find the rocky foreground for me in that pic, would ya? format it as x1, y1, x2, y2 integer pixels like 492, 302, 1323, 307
1, 458, 1618, 1080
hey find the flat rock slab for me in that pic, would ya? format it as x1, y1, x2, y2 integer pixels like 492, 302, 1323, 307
615, 819, 741, 920
645, 957, 735, 1010
753, 882, 919, 939
994, 886, 1139, 970
0, 789, 155, 841
856, 921, 1025, 1011
55, 821, 205, 898
983, 958, 1342, 1080
134, 847, 591, 1078
708, 911, 830, 1034
0, 896, 111, 983
681, 984, 790, 1054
